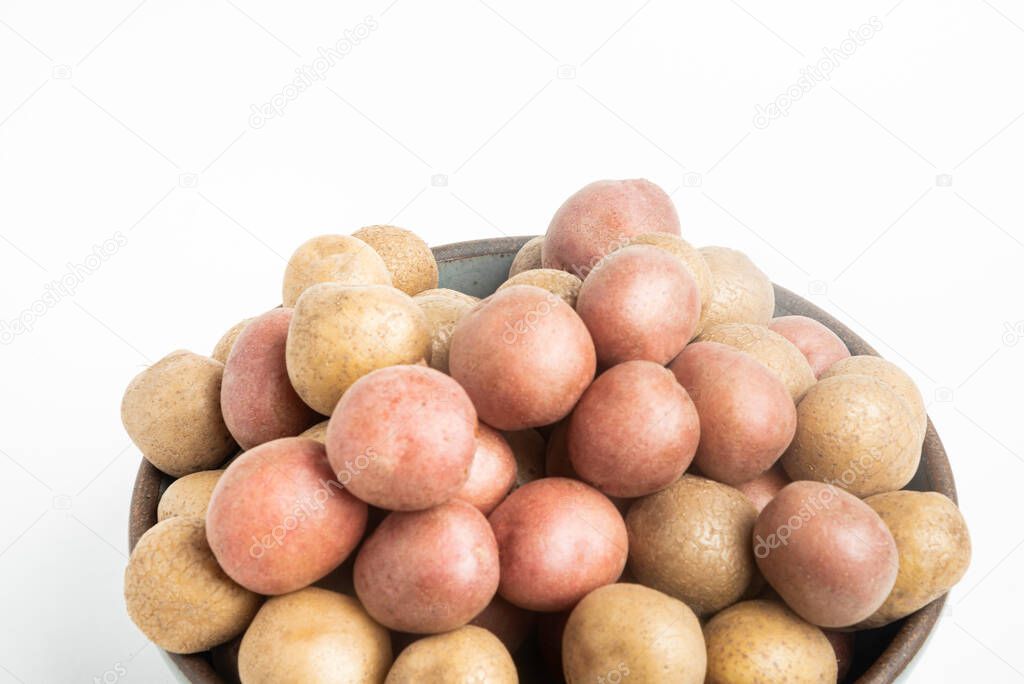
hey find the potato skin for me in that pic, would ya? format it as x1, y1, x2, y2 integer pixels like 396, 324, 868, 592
212, 317, 254, 364
121, 350, 236, 477
704, 600, 837, 684
859, 491, 971, 628
449, 285, 596, 430
221, 308, 321, 449
124, 517, 261, 654
469, 594, 537, 654
735, 463, 790, 513
326, 365, 476, 511
769, 315, 850, 378
282, 234, 391, 306
821, 354, 927, 440
157, 469, 224, 521
498, 268, 582, 308
621, 232, 713, 310
238, 588, 391, 684
414, 293, 473, 374
298, 419, 328, 443
489, 478, 627, 612
354, 500, 499, 633
542, 178, 680, 277
669, 342, 796, 485
385, 626, 517, 684
568, 360, 699, 498
698, 322, 816, 400
454, 423, 517, 514
699, 246, 775, 332
206, 437, 368, 595
413, 287, 478, 305
563, 583, 706, 684
353, 224, 438, 296
754, 481, 898, 628
576, 245, 700, 366
508, 235, 545, 277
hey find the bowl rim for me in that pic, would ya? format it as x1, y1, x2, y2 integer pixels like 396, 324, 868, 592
128, 235, 955, 684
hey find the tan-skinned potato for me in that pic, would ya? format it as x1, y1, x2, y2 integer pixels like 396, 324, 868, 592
352, 224, 438, 296
385, 626, 517, 684
508, 235, 544, 277
769, 314, 851, 378
698, 246, 775, 332
697, 322, 816, 401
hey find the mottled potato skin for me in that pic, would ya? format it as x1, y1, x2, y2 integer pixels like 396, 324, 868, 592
325, 365, 477, 511
449, 285, 596, 430
502, 428, 546, 488
353, 224, 438, 296
781, 375, 921, 497
627, 475, 757, 616
621, 232, 713, 310
563, 583, 706, 684
698, 322, 816, 401
221, 308, 321, 449
124, 517, 261, 654
735, 463, 790, 513
354, 501, 499, 633
414, 293, 474, 374
704, 600, 837, 684
469, 594, 537, 654
212, 317, 254, 364
206, 438, 368, 595
859, 491, 971, 628
669, 342, 797, 485
157, 470, 224, 521
385, 626, 517, 684
821, 355, 927, 440
698, 246, 775, 332
754, 481, 898, 628
286, 283, 431, 415
454, 423, 517, 514
489, 478, 627, 612
281, 234, 391, 307
121, 350, 236, 477
498, 268, 583, 308
238, 587, 391, 684
769, 315, 850, 378
576, 245, 701, 366
509, 235, 545, 277
568, 360, 699, 498
542, 179, 681, 277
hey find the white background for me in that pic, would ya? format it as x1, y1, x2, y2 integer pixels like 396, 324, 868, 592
1, 0, 1021, 681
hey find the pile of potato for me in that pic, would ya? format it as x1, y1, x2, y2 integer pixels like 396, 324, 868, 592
123, 181, 971, 684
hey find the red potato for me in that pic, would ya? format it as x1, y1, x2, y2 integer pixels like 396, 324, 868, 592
576, 245, 701, 366
769, 315, 850, 378
489, 478, 627, 612
469, 595, 537, 654
568, 360, 699, 498
454, 424, 517, 514
753, 481, 899, 628
735, 463, 791, 513
325, 365, 476, 511
825, 630, 855, 681
669, 342, 796, 485
354, 500, 499, 633
449, 285, 596, 430
206, 437, 368, 595
542, 178, 680, 277
221, 308, 321, 450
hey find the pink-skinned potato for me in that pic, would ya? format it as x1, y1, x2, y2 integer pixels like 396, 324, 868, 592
454, 423, 517, 514
769, 315, 851, 378
735, 463, 791, 513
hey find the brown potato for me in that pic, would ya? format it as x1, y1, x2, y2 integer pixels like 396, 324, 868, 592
121, 350, 236, 477
354, 500, 499, 633
735, 463, 790, 513
124, 517, 261, 654
704, 600, 837, 683
627, 475, 758, 616
157, 469, 224, 521
454, 423, 517, 514
352, 224, 438, 296
821, 354, 927, 439
239, 587, 391, 684
669, 342, 796, 485
769, 315, 850, 378
576, 245, 701, 366
498, 268, 582, 307
212, 317, 254, 364
489, 478, 627, 611
754, 481, 898, 627
859, 491, 971, 628
781, 375, 921, 497
413, 287, 479, 305
298, 419, 328, 443
414, 293, 474, 374
509, 235, 544, 277
568, 360, 699, 497
449, 285, 596, 430
825, 630, 855, 681
698, 246, 775, 332
621, 232, 713, 310
281, 234, 391, 307
385, 626, 516, 684
502, 428, 546, 488
286, 283, 431, 415
469, 594, 536, 654
697, 322, 816, 400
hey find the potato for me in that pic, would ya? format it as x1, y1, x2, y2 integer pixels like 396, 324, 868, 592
498, 268, 582, 307
354, 500, 499, 633
754, 481, 898, 627
563, 583, 706, 684
542, 178, 680, 277
769, 315, 850, 378
281, 234, 391, 306
239, 587, 391, 684
704, 600, 837, 683
698, 246, 775, 331
821, 354, 927, 439
124, 516, 261, 654
385, 626, 516, 684
469, 594, 536, 654
352, 224, 438, 296
825, 630, 855, 681
286, 283, 431, 415
157, 469, 223, 521
326, 365, 477, 511
576, 245, 701, 366
449, 285, 596, 430
669, 342, 796, 485
206, 437, 368, 595
697, 322, 816, 400
298, 419, 328, 443
509, 235, 544, 277
627, 475, 757, 616
859, 491, 971, 628
212, 317, 254, 364
414, 293, 473, 374
454, 423, 517, 514
735, 463, 790, 513
568, 360, 699, 497
221, 308, 321, 449
121, 350, 236, 477
781, 375, 921, 497
502, 428, 545, 488
621, 232, 713, 310
489, 477, 627, 611
413, 287, 479, 305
